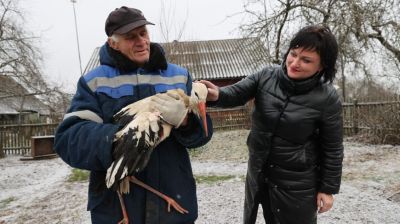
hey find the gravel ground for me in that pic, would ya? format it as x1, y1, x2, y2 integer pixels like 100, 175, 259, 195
1, 129, 400, 223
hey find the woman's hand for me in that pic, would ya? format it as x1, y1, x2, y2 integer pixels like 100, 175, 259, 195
317, 192, 334, 213
198, 80, 219, 101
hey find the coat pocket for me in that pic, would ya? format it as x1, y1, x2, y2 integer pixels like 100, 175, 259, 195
267, 164, 318, 190
270, 137, 319, 170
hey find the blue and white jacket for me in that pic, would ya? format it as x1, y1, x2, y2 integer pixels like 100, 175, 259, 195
54, 42, 213, 224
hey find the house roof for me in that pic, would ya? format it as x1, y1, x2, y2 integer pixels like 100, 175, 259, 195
0, 76, 50, 115
83, 47, 101, 75
83, 37, 268, 80
0, 97, 49, 115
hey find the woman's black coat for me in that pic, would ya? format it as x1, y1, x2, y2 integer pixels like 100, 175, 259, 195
215, 66, 344, 224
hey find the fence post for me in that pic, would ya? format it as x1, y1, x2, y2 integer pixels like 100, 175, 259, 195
246, 103, 252, 129
352, 98, 359, 135
0, 132, 4, 158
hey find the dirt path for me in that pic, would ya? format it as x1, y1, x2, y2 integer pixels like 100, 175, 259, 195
1, 130, 399, 223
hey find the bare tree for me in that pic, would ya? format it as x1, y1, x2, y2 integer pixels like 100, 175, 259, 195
157, 0, 189, 64
158, 0, 188, 43
239, 0, 400, 100
0, 0, 43, 94
0, 0, 67, 122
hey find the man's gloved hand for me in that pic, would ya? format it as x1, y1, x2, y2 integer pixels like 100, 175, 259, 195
151, 92, 188, 127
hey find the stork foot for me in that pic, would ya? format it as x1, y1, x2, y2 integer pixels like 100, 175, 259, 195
163, 196, 189, 214
118, 219, 128, 224
129, 176, 189, 214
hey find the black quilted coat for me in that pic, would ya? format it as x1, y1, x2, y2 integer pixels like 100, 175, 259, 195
216, 66, 344, 224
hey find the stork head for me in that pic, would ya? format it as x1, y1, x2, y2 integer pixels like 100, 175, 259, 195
190, 82, 208, 136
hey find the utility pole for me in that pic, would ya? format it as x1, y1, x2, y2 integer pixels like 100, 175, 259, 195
71, 0, 83, 76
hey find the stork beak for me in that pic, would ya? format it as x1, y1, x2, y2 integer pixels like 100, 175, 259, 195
198, 102, 208, 137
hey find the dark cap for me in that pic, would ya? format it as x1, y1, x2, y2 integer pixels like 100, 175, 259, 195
105, 6, 154, 36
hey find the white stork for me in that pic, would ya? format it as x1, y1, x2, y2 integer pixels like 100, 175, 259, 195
105, 82, 208, 224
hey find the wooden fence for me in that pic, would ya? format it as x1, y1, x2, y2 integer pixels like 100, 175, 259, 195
342, 100, 400, 142
1, 99, 399, 156
207, 106, 251, 130
0, 106, 252, 156
0, 123, 58, 155
207, 99, 400, 139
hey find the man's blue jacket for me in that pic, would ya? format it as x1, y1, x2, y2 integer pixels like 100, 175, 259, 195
54, 42, 213, 224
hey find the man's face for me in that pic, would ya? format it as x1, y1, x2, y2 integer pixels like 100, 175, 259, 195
109, 26, 150, 66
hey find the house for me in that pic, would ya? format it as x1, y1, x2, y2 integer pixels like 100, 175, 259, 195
0, 75, 50, 124
161, 37, 268, 86
84, 37, 269, 87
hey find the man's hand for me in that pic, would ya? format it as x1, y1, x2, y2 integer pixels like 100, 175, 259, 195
151, 92, 188, 127
198, 80, 219, 101
317, 192, 334, 213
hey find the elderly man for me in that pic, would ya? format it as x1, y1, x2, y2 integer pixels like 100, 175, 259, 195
54, 6, 212, 224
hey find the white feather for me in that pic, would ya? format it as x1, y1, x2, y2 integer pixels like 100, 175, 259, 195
106, 155, 125, 188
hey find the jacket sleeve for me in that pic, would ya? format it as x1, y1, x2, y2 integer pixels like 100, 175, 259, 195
215, 68, 266, 107
54, 77, 120, 171
172, 73, 213, 148
318, 88, 344, 194
173, 113, 213, 148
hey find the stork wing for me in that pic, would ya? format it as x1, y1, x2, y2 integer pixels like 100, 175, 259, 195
106, 111, 163, 192
113, 97, 154, 128
107, 89, 187, 192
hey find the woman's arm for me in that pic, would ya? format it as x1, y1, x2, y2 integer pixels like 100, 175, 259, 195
200, 67, 270, 108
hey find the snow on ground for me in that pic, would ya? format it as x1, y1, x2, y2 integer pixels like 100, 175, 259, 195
0, 156, 90, 224
1, 130, 400, 224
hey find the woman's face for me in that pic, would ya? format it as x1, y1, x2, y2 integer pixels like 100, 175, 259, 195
285, 47, 323, 80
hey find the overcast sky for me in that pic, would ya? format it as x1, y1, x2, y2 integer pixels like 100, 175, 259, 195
20, 0, 247, 93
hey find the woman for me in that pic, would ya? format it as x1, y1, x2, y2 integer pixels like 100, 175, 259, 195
201, 25, 343, 224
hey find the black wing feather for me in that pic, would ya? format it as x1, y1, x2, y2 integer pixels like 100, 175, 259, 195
107, 119, 163, 192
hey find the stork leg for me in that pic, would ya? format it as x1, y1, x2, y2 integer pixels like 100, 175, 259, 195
117, 192, 130, 224
128, 176, 189, 214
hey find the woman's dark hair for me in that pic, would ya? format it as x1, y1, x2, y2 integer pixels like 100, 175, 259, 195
283, 25, 339, 83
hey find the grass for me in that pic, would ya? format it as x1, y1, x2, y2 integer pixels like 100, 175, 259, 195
68, 168, 90, 182
189, 145, 209, 158
194, 174, 244, 184
0, 197, 15, 209
66, 167, 243, 185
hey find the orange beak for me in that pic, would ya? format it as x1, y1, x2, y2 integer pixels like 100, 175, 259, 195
197, 102, 208, 137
